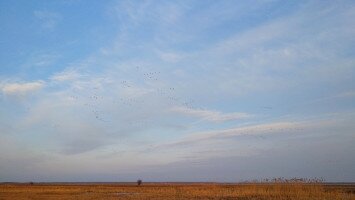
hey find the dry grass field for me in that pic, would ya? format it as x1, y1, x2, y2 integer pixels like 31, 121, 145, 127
0, 182, 354, 200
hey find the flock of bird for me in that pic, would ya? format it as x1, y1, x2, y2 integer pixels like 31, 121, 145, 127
13, 66, 304, 137
64, 66, 199, 125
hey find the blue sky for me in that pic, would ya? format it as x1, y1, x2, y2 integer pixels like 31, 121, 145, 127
0, 0, 355, 182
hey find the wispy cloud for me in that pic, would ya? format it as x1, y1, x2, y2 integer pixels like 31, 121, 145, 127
50, 70, 84, 82
1, 81, 44, 96
172, 1, 355, 96
32, 54, 59, 67
34, 10, 62, 30
335, 91, 355, 98
158, 51, 183, 63
153, 116, 353, 150
171, 106, 251, 122
155, 121, 302, 149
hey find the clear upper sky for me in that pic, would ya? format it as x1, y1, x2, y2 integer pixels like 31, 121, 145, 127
0, 0, 354, 182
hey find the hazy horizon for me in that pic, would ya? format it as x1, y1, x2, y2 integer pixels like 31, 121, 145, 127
1, 0, 354, 182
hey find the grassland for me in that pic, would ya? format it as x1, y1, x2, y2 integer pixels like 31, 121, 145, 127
0, 182, 354, 200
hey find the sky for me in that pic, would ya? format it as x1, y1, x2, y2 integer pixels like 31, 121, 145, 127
0, 0, 354, 182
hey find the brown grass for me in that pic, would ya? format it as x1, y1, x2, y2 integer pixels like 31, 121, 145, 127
0, 182, 354, 200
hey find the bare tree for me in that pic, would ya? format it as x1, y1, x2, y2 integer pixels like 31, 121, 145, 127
137, 179, 142, 186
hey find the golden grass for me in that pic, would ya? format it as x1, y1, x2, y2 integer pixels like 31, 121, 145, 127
0, 182, 354, 200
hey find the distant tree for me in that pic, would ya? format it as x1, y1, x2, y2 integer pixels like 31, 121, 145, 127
137, 179, 142, 186
29, 182, 34, 185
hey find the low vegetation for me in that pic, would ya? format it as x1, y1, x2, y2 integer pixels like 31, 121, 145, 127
0, 180, 354, 200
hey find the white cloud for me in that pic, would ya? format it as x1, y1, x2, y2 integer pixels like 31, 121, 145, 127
170, 106, 251, 122
164, 122, 301, 147
50, 70, 83, 82
1, 81, 44, 96
155, 116, 351, 149
189, 122, 300, 140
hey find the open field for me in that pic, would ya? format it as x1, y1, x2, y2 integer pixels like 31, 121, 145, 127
0, 182, 354, 200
